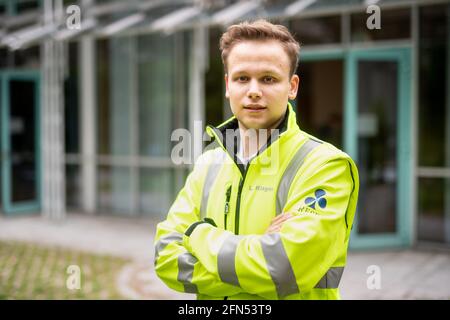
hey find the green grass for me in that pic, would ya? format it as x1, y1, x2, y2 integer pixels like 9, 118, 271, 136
0, 240, 130, 299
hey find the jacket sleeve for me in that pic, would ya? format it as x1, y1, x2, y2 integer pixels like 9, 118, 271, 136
154, 152, 243, 297
183, 156, 358, 299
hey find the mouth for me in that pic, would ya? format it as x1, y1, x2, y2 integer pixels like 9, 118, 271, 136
243, 104, 267, 112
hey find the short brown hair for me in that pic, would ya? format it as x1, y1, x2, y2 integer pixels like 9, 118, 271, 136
219, 19, 300, 76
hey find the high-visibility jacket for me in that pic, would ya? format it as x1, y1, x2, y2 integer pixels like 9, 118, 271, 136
154, 103, 359, 300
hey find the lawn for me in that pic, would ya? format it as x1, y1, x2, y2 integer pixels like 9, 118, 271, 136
0, 240, 130, 299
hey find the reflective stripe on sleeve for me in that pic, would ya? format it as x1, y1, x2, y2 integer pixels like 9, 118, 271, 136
314, 267, 345, 289
154, 232, 183, 264
217, 235, 244, 287
177, 252, 198, 293
260, 233, 300, 298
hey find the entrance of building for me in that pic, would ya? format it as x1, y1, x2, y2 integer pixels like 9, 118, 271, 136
298, 47, 412, 248
0, 71, 41, 215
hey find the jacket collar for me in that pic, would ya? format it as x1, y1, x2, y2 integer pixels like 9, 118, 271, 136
206, 103, 299, 167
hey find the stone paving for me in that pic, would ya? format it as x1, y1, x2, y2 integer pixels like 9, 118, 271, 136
0, 213, 449, 300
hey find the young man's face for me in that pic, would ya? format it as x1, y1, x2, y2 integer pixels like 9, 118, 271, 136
225, 39, 299, 131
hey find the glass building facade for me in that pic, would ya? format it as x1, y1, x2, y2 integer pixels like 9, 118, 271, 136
0, 0, 449, 249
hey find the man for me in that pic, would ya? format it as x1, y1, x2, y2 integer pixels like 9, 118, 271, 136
154, 20, 359, 300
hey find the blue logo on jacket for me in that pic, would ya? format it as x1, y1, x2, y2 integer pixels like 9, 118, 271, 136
305, 189, 327, 209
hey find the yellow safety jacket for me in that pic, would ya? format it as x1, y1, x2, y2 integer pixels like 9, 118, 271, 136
154, 103, 359, 300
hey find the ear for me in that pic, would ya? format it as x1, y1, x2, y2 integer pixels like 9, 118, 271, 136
288, 74, 300, 100
224, 74, 230, 99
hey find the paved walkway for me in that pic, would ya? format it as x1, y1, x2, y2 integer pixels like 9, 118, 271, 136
0, 213, 449, 300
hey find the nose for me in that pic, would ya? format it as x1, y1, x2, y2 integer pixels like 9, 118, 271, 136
247, 79, 262, 99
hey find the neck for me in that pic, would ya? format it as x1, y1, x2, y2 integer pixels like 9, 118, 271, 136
238, 115, 285, 158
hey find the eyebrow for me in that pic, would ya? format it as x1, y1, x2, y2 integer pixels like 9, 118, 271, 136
231, 68, 282, 75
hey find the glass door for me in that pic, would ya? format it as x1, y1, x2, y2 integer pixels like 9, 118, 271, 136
346, 47, 412, 248
1, 71, 41, 215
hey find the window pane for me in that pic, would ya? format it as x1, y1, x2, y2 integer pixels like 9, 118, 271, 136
290, 16, 341, 46
294, 60, 344, 149
97, 38, 133, 156
98, 166, 133, 215
138, 33, 175, 157
357, 60, 398, 234
9, 79, 37, 202
418, 4, 448, 167
351, 8, 410, 42
12, 45, 40, 68
418, 178, 450, 245
205, 27, 225, 126
139, 168, 175, 220
15, 0, 39, 13
65, 42, 79, 154
66, 164, 81, 209
0, 49, 9, 68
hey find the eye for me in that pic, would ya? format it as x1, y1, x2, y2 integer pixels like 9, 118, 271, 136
262, 76, 275, 83
236, 75, 249, 82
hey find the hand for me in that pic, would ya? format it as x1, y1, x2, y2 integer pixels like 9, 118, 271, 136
265, 213, 294, 234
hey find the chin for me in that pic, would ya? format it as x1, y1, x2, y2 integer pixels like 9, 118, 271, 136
240, 119, 270, 130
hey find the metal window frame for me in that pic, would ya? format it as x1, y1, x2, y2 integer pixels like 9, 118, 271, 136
0, 70, 42, 215
210, 0, 260, 26
97, 13, 146, 37
411, 2, 419, 247
345, 46, 413, 249
76, 31, 192, 216
446, 3, 450, 244
146, 6, 202, 33
53, 18, 97, 41
285, 0, 318, 17
414, 2, 450, 245
80, 29, 97, 214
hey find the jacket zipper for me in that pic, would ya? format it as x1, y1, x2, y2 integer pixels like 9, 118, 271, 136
208, 115, 287, 300
235, 165, 249, 235
224, 167, 248, 301
224, 185, 232, 230
223, 185, 232, 301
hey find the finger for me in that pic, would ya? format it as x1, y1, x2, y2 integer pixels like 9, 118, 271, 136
266, 222, 283, 233
266, 226, 280, 234
269, 217, 291, 229
266, 224, 283, 234
270, 215, 293, 227
278, 212, 292, 219
268, 218, 290, 230
265, 226, 274, 234
269, 215, 294, 230
271, 213, 292, 223
267, 213, 295, 233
